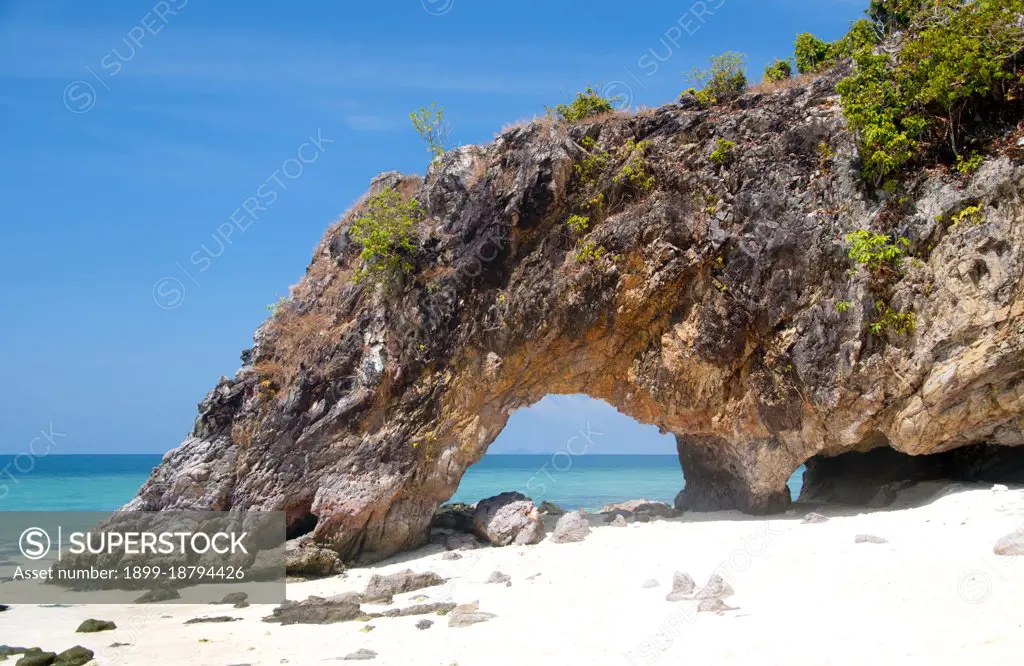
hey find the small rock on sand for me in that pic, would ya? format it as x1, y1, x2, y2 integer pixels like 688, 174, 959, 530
133, 587, 180, 604
698, 598, 738, 614
485, 571, 511, 584
611, 514, 628, 527
665, 572, 696, 601
695, 574, 734, 600
641, 579, 660, 589
262, 596, 363, 626
441, 551, 463, 560
550, 511, 591, 544
993, 531, 1024, 556
416, 619, 434, 630
801, 512, 829, 524
184, 616, 242, 624
54, 645, 95, 666
992, 484, 1009, 492
855, 534, 888, 544
343, 648, 378, 660
216, 592, 249, 606
76, 619, 117, 633
13, 649, 57, 666
448, 610, 497, 628
363, 569, 446, 603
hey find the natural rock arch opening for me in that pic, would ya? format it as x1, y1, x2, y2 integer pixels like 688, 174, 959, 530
448, 394, 680, 509
125, 78, 1024, 566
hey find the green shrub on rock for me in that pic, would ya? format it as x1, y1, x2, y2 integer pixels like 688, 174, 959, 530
349, 188, 423, 285
763, 59, 793, 83
687, 52, 748, 106
794, 33, 833, 74
552, 87, 615, 122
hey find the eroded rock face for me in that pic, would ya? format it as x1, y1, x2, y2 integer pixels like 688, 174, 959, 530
124, 71, 1024, 563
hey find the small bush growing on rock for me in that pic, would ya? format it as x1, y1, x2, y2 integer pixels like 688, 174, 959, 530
687, 52, 748, 106
613, 140, 655, 192
835, 300, 852, 313
845, 229, 909, 271
763, 59, 793, 83
575, 240, 608, 263
565, 214, 591, 235
955, 152, 984, 177
951, 204, 984, 226
838, 0, 1023, 182
710, 139, 736, 166
410, 102, 451, 159
552, 87, 615, 122
868, 0, 926, 34
794, 33, 833, 74
349, 188, 423, 285
870, 304, 916, 335
575, 136, 612, 184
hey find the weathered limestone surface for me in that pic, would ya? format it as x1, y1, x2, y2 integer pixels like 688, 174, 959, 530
124, 71, 1024, 563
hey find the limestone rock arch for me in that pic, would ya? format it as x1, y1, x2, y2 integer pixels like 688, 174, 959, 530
127, 74, 1024, 563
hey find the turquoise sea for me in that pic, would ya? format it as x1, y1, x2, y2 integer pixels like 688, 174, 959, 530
0, 454, 805, 512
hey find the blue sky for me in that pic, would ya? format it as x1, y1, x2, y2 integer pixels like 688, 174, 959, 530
0, 0, 868, 455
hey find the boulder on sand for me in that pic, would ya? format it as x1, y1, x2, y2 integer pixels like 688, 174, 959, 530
362, 569, 446, 603
665, 572, 696, 601
471, 492, 545, 546
285, 537, 344, 577
994, 531, 1024, 556
550, 511, 591, 544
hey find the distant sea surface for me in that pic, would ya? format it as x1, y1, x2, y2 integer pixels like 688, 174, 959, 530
0, 454, 805, 512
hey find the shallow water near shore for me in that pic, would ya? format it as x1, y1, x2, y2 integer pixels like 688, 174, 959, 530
0, 454, 805, 512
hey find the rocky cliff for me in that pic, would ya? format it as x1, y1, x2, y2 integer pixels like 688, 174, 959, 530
126, 69, 1024, 563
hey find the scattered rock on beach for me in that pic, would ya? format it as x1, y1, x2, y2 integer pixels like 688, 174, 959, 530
262, 596, 363, 625
431, 503, 475, 531
698, 598, 738, 614
695, 574, 734, 600
611, 514, 628, 527
53, 646, 95, 666
416, 618, 434, 629
551, 511, 591, 544
471, 492, 545, 546
363, 569, 446, 603
216, 592, 249, 606
134, 587, 181, 603
1, 646, 28, 658
801, 512, 829, 524
285, 537, 344, 577
448, 609, 497, 628
855, 534, 888, 544
13, 649, 56, 666
76, 619, 116, 633
441, 551, 463, 560
641, 579, 660, 589
992, 484, 1009, 492
539, 501, 565, 516
666, 572, 697, 601
485, 571, 511, 584
993, 532, 1024, 556
379, 602, 456, 617
184, 616, 242, 624
343, 648, 378, 660
444, 533, 480, 551
601, 500, 677, 520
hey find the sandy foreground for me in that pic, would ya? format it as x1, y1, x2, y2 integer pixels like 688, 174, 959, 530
7, 482, 1024, 666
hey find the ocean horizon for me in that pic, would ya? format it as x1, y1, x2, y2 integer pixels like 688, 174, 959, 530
0, 453, 805, 512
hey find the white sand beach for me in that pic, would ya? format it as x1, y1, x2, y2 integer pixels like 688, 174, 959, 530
8, 483, 1024, 666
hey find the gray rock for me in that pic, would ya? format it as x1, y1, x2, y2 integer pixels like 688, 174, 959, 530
550, 511, 591, 544
362, 569, 446, 603
133, 587, 180, 604
285, 538, 344, 577
695, 574, 734, 600
76, 619, 116, 633
611, 514, 628, 527
378, 602, 455, 617
416, 619, 434, 630
13, 649, 56, 666
0, 647, 28, 658
184, 616, 242, 624
665, 572, 697, 601
441, 551, 463, 560
801, 512, 829, 524
444, 533, 480, 551
262, 596, 363, 625
216, 592, 249, 606
698, 598, 738, 614
448, 610, 497, 628
641, 578, 660, 589
994, 531, 1024, 555
471, 493, 545, 546
485, 571, 511, 584
539, 501, 565, 516
601, 500, 677, 519
854, 534, 888, 544
343, 648, 378, 660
